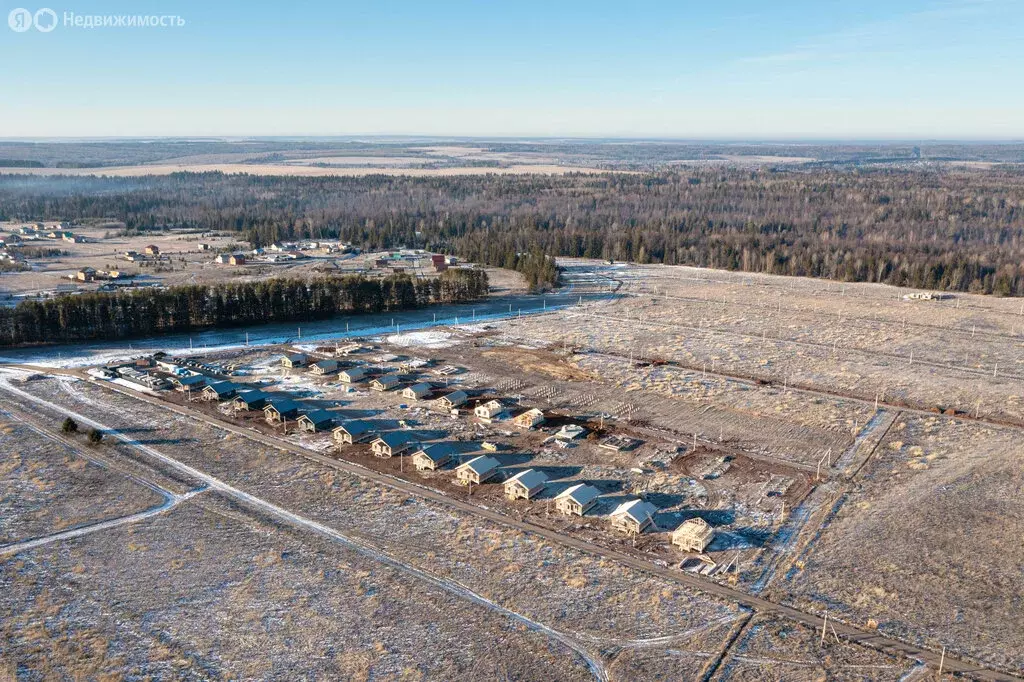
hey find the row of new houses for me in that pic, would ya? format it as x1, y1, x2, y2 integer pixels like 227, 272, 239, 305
168, 358, 715, 551
329, 416, 712, 549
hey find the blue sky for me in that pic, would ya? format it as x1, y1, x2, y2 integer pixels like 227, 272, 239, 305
2, 0, 1022, 138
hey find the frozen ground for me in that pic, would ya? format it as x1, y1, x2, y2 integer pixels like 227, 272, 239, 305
0, 411, 164, 545
777, 414, 1024, 674
4, 259, 1023, 678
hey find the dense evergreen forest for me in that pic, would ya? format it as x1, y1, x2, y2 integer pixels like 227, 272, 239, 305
3, 167, 1024, 294
0, 269, 488, 346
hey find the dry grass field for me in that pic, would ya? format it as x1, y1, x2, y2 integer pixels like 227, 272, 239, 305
713, 614, 915, 680
0, 414, 164, 544
777, 415, 1024, 673
1, 495, 602, 681
3, 258, 1024, 679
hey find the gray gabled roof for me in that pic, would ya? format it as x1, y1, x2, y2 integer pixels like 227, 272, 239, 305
264, 398, 302, 415
506, 468, 548, 490
313, 359, 339, 370
439, 390, 468, 404
300, 409, 335, 426
204, 380, 238, 396
374, 431, 415, 448
334, 419, 373, 436
415, 442, 456, 462
458, 455, 501, 476
405, 382, 432, 395
235, 388, 268, 403
555, 483, 600, 506
285, 353, 308, 362
611, 499, 657, 523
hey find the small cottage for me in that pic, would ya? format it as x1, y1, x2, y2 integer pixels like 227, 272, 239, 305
201, 381, 239, 401
232, 389, 269, 411
309, 359, 340, 376
436, 390, 468, 410
412, 442, 455, 471
370, 375, 400, 392
298, 409, 335, 433
333, 420, 375, 444
370, 431, 416, 458
455, 455, 501, 486
281, 353, 309, 369
339, 367, 369, 383
554, 484, 600, 516
264, 399, 302, 424
503, 469, 548, 500
610, 499, 657, 535
174, 374, 207, 393
402, 383, 433, 400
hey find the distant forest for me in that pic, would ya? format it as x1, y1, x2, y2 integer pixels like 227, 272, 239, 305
0, 269, 488, 346
3, 167, 1024, 295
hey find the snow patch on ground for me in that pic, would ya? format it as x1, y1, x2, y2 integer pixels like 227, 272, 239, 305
384, 331, 456, 349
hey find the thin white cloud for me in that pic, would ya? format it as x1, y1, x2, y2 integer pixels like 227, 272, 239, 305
737, 0, 1009, 67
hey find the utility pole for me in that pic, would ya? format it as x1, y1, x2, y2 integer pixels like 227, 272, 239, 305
821, 611, 828, 647
938, 646, 945, 676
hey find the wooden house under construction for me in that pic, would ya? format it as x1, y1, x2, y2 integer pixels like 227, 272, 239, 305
672, 517, 715, 553
513, 408, 545, 429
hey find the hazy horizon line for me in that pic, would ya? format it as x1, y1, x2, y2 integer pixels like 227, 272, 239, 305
2, 135, 1024, 145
